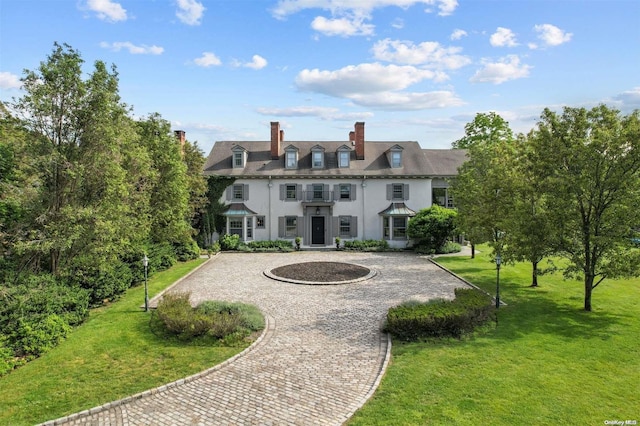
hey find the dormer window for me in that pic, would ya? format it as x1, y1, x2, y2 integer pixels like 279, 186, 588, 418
337, 145, 351, 168
232, 145, 247, 168
311, 145, 325, 169
387, 145, 404, 168
285, 145, 299, 169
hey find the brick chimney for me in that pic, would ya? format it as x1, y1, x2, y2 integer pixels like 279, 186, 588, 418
354, 122, 365, 160
174, 130, 186, 155
270, 122, 281, 160
349, 131, 355, 145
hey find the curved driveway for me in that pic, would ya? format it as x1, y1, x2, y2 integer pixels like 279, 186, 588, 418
45, 251, 470, 426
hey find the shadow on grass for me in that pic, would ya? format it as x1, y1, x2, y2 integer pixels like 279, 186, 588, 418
484, 282, 630, 343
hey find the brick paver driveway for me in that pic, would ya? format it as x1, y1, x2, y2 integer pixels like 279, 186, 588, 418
45, 251, 470, 426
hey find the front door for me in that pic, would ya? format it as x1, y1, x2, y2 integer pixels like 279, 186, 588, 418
311, 216, 325, 245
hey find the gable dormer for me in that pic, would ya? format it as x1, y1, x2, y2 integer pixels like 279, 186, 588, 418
387, 144, 404, 168
336, 144, 352, 168
231, 145, 248, 169
284, 144, 299, 169
310, 144, 325, 169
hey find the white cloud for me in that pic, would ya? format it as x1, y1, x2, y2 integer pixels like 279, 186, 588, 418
296, 63, 441, 97
84, 0, 127, 22
271, 1, 457, 38
391, 18, 404, 29
176, 0, 205, 25
470, 55, 532, 84
295, 62, 463, 110
350, 90, 464, 110
490, 27, 518, 47
0, 71, 21, 89
272, 0, 458, 18
256, 106, 373, 121
194, 52, 221, 67
450, 29, 467, 40
372, 38, 471, 71
241, 55, 268, 70
311, 16, 375, 36
615, 87, 640, 108
99, 42, 164, 55
534, 24, 572, 47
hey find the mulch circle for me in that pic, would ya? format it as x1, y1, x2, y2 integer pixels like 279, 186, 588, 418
268, 261, 373, 284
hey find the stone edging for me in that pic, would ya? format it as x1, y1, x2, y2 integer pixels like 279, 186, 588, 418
39, 312, 274, 426
427, 257, 506, 306
263, 263, 378, 285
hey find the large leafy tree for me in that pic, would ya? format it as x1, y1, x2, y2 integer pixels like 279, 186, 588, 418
9, 43, 152, 278
531, 105, 640, 311
501, 132, 557, 287
452, 112, 513, 150
449, 112, 516, 258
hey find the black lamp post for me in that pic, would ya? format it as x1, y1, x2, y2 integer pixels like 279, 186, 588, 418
143, 254, 149, 312
495, 253, 502, 309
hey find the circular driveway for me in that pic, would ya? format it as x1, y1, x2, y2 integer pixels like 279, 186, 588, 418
46, 251, 470, 426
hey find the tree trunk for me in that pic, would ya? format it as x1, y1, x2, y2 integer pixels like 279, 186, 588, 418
584, 274, 594, 311
530, 261, 538, 287
471, 243, 475, 259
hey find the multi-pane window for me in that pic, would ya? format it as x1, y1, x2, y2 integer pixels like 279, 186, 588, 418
312, 184, 324, 200
229, 218, 242, 237
338, 151, 350, 168
286, 184, 297, 200
391, 151, 402, 168
393, 217, 407, 239
256, 216, 265, 228
312, 151, 323, 168
339, 216, 351, 236
246, 217, 253, 239
233, 152, 243, 167
383, 217, 390, 239
340, 184, 351, 200
285, 216, 297, 238
286, 150, 297, 169
392, 183, 404, 200
233, 184, 244, 200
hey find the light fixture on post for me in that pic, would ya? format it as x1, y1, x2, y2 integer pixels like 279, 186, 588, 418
143, 254, 149, 312
495, 253, 502, 309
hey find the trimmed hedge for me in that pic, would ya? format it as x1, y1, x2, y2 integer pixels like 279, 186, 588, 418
343, 239, 390, 251
384, 288, 494, 340
245, 240, 293, 252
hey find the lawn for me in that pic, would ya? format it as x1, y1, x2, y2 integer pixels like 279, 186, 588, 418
349, 246, 639, 425
0, 258, 250, 426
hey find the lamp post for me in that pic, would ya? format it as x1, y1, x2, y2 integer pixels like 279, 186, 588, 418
495, 253, 502, 309
143, 254, 149, 312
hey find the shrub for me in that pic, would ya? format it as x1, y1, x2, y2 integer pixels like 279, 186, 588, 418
173, 239, 200, 261
343, 239, 389, 251
13, 314, 72, 357
71, 260, 133, 306
439, 241, 462, 254
246, 240, 293, 252
407, 206, 457, 254
219, 234, 240, 251
148, 242, 177, 272
384, 288, 494, 340
152, 293, 264, 342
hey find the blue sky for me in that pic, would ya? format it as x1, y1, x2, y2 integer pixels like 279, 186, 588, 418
1, 0, 639, 153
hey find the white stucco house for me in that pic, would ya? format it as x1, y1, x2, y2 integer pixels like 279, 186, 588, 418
202, 122, 467, 248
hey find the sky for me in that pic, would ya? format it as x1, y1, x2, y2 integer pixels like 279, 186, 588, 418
1, 0, 639, 154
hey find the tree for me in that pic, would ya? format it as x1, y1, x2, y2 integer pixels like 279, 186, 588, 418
531, 105, 640, 311
183, 139, 208, 230
449, 112, 516, 259
407, 205, 457, 254
452, 112, 513, 149
501, 132, 557, 287
137, 114, 190, 245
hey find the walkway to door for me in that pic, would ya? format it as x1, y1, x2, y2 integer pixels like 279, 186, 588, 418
43, 251, 471, 426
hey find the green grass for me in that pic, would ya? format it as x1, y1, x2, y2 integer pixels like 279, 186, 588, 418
349, 246, 639, 425
0, 258, 251, 426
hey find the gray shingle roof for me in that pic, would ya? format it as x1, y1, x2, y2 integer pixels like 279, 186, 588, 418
203, 140, 467, 178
